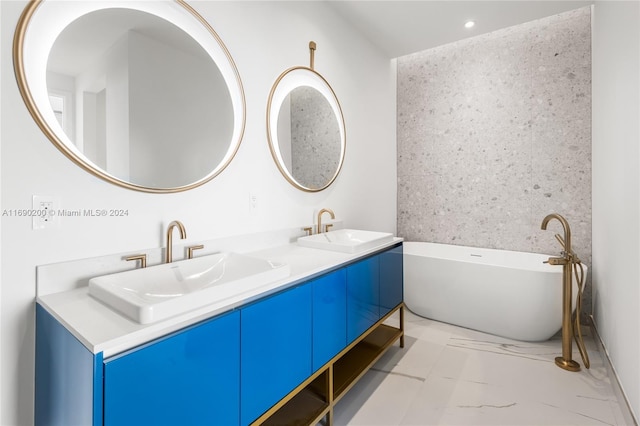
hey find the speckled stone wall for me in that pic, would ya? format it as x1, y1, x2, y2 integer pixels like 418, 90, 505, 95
397, 8, 592, 310
290, 86, 341, 189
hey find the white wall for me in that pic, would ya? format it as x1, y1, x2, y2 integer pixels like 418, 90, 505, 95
128, 30, 232, 187
0, 1, 396, 424
592, 1, 640, 421
0, 2, 3, 421
103, 39, 130, 181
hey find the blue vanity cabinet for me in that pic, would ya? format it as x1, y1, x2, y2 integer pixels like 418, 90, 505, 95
240, 284, 313, 425
312, 268, 347, 372
35, 305, 103, 426
379, 244, 404, 317
36, 242, 404, 426
346, 255, 380, 343
103, 310, 240, 426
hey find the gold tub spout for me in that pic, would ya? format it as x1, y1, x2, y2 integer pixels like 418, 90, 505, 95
541, 213, 586, 372
541, 213, 572, 255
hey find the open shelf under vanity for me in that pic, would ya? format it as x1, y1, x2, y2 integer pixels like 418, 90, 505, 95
254, 303, 405, 426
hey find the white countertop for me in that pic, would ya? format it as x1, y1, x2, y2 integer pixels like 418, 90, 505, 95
37, 238, 402, 358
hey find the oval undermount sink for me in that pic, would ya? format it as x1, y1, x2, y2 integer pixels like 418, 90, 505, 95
297, 229, 394, 253
88, 252, 290, 324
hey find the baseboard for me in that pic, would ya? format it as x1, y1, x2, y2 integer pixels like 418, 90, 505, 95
590, 316, 638, 426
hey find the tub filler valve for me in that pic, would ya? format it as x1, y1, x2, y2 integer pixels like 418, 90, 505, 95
543, 257, 568, 266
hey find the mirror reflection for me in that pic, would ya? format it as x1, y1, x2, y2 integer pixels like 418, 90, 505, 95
267, 66, 345, 192
277, 86, 342, 190
14, 1, 245, 192
46, 8, 233, 188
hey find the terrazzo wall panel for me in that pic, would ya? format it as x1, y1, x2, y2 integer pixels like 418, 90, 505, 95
397, 8, 592, 309
290, 86, 341, 189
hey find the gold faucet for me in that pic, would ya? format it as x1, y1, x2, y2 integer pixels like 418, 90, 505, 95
317, 208, 335, 234
165, 220, 186, 263
541, 213, 589, 372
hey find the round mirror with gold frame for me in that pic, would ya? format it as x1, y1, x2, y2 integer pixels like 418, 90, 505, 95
267, 42, 346, 192
14, 0, 245, 193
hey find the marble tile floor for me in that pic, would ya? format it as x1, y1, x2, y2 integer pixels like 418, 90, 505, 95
332, 309, 636, 426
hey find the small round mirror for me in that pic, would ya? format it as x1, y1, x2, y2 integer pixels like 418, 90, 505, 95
267, 52, 345, 192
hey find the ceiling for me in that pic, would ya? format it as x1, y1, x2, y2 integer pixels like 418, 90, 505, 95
46, 1, 596, 76
326, 1, 594, 58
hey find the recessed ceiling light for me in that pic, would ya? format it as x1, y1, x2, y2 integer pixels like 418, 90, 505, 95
465, 21, 475, 29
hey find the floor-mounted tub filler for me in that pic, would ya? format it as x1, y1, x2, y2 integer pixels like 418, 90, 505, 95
540, 213, 590, 371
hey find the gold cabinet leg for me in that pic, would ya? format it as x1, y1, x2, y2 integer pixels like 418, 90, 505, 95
327, 364, 334, 425
399, 304, 405, 348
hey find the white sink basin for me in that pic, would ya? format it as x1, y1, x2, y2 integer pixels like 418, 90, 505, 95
88, 252, 290, 324
297, 229, 394, 253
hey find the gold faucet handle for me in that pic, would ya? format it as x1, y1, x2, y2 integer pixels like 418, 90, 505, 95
125, 254, 147, 269
324, 224, 333, 233
187, 244, 204, 259
544, 256, 568, 266
302, 227, 313, 236
554, 234, 566, 250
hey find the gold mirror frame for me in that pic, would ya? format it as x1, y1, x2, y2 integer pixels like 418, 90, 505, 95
266, 42, 346, 193
13, 0, 246, 193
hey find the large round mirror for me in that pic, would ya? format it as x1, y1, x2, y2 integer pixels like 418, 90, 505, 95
267, 65, 345, 192
14, 0, 245, 193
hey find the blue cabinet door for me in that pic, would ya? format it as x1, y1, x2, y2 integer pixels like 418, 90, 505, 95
312, 268, 347, 371
241, 284, 312, 425
103, 310, 240, 426
346, 256, 380, 343
35, 304, 102, 426
379, 245, 404, 317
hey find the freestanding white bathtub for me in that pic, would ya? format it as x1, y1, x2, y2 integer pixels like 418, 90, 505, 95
403, 242, 586, 342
